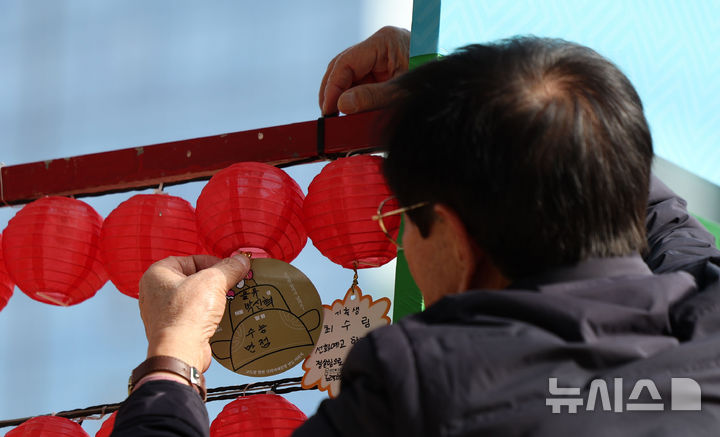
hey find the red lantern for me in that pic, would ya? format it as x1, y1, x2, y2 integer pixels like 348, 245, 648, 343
7, 416, 90, 437
95, 412, 116, 437
210, 394, 307, 437
2, 197, 107, 306
0, 233, 14, 312
196, 162, 306, 262
303, 155, 400, 269
100, 194, 204, 298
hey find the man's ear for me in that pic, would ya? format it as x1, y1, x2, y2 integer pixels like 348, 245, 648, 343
432, 204, 478, 292
432, 204, 509, 291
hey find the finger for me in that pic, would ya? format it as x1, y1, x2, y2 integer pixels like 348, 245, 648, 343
319, 53, 341, 113
187, 254, 228, 272
321, 46, 379, 115
321, 27, 410, 115
151, 254, 223, 277
387, 28, 410, 78
198, 255, 252, 293
337, 81, 399, 114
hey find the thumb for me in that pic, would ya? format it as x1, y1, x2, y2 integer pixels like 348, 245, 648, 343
205, 255, 252, 292
338, 82, 399, 114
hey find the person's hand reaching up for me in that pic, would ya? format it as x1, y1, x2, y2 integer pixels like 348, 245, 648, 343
319, 26, 410, 115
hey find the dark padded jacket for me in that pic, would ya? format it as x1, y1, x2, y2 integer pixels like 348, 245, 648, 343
112, 177, 720, 436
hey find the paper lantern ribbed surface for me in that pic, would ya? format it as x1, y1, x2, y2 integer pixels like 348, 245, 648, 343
100, 194, 204, 298
7, 416, 90, 437
303, 155, 400, 269
210, 394, 307, 437
94, 412, 116, 437
196, 162, 306, 261
0, 234, 14, 312
2, 197, 107, 306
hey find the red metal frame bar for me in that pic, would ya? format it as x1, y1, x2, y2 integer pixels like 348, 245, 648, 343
0, 110, 383, 206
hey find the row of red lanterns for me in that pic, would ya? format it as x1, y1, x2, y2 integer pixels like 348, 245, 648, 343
9, 393, 306, 436
0, 156, 400, 308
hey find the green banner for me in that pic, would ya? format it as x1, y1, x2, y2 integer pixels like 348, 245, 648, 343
409, 53, 441, 70
392, 219, 425, 321
695, 214, 720, 249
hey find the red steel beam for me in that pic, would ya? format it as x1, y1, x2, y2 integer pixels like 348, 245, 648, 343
0, 110, 383, 206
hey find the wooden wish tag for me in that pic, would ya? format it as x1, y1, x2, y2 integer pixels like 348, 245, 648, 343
301, 283, 391, 397
210, 258, 323, 377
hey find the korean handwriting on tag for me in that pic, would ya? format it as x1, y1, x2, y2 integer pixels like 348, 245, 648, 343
301, 285, 391, 397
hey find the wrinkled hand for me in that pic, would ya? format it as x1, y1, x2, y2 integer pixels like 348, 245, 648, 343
319, 26, 410, 115
138, 255, 251, 372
